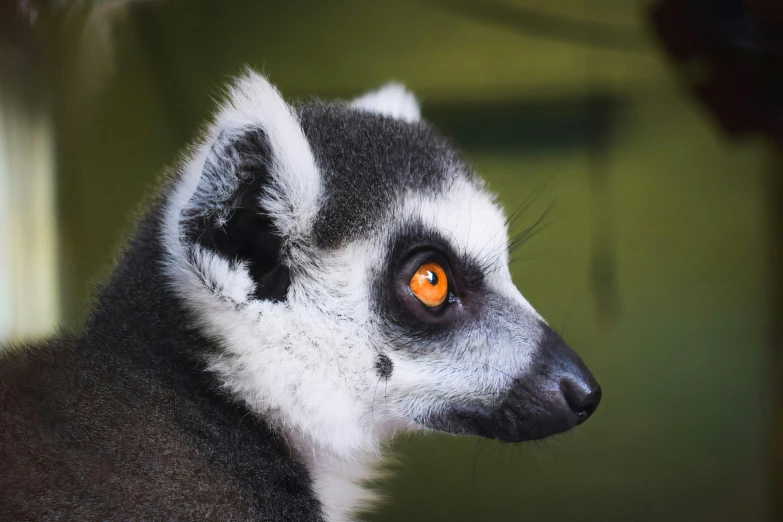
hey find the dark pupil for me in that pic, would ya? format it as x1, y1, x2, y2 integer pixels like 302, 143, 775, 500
426, 270, 438, 286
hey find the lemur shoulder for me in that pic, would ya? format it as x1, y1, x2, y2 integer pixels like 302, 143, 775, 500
0, 72, 601, 522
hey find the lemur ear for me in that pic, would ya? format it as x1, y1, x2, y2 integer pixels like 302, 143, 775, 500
351, 82, 421, 123
167, 71, 320, 303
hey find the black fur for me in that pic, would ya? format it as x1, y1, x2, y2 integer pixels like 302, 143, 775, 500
0, 203, 324, 521
375, 354, 393, 378
372, 221, 488, 349
298, 103, 472, 249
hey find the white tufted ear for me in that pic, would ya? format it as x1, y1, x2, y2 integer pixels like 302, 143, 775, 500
166, 69, 322, 247
351, 82, 421, 123
162, 70, 322, 306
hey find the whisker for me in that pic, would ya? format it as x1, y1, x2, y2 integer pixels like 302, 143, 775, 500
479, 202, 557, 272
560, 295, 579, 339
473, 179, 549, 263
472, 437, 489, 483
372, 374, 384, 423
480, 362, 515, 380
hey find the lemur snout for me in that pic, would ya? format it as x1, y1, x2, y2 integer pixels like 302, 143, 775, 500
421, 322, 601, 443
527, 323, 601, 434
560, 371, 601, 425
484, 336, 601, 443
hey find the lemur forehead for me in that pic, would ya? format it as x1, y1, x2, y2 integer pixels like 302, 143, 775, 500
297, 102, 479, 249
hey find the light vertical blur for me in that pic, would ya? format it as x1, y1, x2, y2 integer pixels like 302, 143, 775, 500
0, 73, 59, 341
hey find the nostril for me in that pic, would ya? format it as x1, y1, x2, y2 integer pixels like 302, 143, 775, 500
560, 379, 602, 425
574, 386, 601, 424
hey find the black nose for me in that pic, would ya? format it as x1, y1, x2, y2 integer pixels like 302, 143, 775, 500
561, 377, 602, 424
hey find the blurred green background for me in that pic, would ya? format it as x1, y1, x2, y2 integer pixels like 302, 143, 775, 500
1, 0, 774, 520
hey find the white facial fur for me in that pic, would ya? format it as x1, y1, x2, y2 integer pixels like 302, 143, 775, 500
162, 71, 545, 521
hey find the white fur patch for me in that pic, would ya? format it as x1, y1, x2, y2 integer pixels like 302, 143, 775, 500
351, 83, 421, 123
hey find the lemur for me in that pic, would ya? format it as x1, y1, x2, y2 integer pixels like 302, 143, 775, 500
0, 71, 601, 522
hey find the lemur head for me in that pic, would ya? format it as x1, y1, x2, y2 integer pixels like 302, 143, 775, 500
163, 71, 600, 459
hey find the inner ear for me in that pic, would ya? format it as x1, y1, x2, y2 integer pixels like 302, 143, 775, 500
184, 128, 290, 301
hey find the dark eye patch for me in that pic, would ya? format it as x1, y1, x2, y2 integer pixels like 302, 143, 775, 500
374, 221, 487, 343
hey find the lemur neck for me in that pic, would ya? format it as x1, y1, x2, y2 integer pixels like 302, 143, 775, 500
90, 206, 387, 521
82, 207, 215, 370
292, 433, 385, 522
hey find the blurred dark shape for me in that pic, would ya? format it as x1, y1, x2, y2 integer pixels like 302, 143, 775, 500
651, 0, 783, 142
0, 0, 39, 73
651, 1, 783, 519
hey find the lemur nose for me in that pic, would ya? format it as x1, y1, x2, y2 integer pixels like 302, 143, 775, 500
560, 377, 602, 424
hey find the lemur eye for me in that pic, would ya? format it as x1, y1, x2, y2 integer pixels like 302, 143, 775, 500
409, 262, 448, 307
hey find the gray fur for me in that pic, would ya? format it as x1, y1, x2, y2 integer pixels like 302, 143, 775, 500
299, 102, 471, 249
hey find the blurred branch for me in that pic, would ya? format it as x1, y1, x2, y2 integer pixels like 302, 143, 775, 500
418, 0, 648, 52
586, 95, 620, 330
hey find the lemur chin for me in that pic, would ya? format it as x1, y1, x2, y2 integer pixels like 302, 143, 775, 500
0, 71, 601, 522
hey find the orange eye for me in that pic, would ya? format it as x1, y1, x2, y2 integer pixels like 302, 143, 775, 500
409, 262, 448, 307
